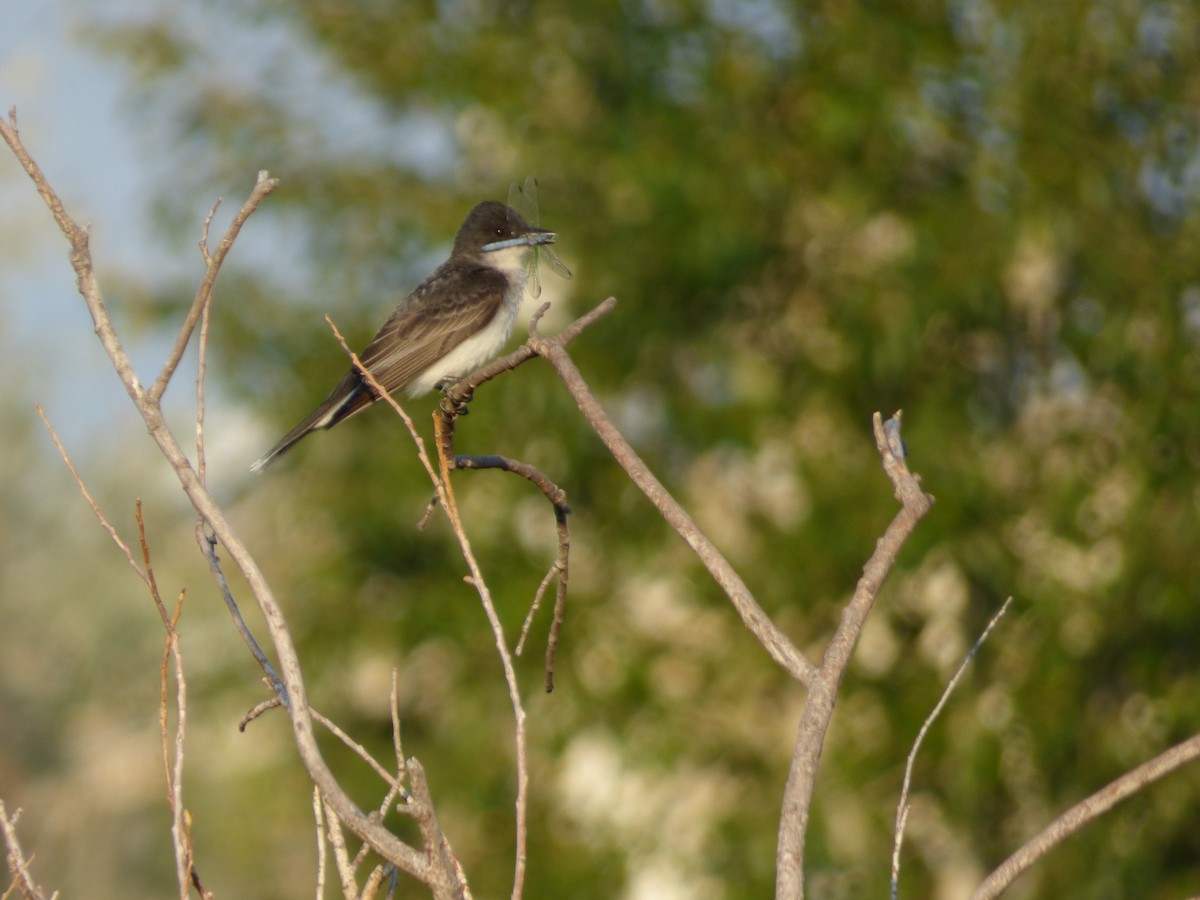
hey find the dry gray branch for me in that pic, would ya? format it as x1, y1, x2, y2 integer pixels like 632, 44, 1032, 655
35, 404, 147, 585
0, 800, 53, 900
775, 411, 935, 899
327, 317, 529, 897
1, 111, 461, 898
524, 302, 820, 688
970, 731, 1200, 899
892, 596, 1014, 897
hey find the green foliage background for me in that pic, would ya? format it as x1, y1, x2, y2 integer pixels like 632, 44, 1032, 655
6, 0, 1200, 897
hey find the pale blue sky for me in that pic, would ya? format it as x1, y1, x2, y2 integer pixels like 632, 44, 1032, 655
4, 1, 217, 454
3, 1, 335, 470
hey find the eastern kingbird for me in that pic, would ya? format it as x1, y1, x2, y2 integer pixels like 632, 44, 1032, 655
251, 200, 564, 472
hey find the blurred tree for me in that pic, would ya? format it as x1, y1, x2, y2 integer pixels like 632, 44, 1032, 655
38, 0, 1200, 896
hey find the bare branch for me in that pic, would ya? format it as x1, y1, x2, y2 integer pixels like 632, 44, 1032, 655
406, 760, 474, 900
527, 306, 820, 688
194, 201, 221, 485
436, 297, 614, 411
443, 452, 571, 692
776, 412, 935, 899
431, 414, 530, 899
436, 301, 647, 692
2, 110, 145, 404
135, 501, 196, 900
970, 731, 1200, 899
312, 787, 329, 900
34, 404, 149, 586
328, 318, 524, 898
0, 800, 52, 900
892, 596, 1013, 897
150, 173, 278, 402
2, 119, 442, 892
1, 108, 83, 249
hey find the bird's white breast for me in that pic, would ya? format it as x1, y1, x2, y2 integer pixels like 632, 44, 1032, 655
404, 245, 534, 396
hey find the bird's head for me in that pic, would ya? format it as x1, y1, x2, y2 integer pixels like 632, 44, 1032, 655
456, 200, 558, 260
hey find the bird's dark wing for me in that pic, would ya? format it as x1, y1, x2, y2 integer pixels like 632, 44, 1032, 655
360, 263, 509, 392
326, 262, 510, 422
250, 263, 508, 472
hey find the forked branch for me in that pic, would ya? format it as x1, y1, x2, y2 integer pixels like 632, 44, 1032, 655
776, 412, 934, 899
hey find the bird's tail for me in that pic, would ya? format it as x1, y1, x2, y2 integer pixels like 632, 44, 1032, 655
250, 416, 322, 473
250, 373, 371, 473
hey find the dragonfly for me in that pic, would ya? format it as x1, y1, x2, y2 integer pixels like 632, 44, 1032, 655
507, 176, 573, 298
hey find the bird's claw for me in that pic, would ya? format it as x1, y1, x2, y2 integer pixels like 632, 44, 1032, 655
438, 380, 475, 417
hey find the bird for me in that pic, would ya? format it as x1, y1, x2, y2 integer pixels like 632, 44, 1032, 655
251, 200, 564, 472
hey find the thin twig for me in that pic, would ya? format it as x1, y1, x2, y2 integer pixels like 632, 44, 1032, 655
513, 503, 571, 693
517, 555, 560, 655
35, 404, 147, 586
194, 199, 220, 486
136, 501, 195, 900
151, 177, 276, 402
361, 863, 391, 900
891, 596, 1013, 898
325, 317, 444, 491
970, 730, 1200, 899
239, 695, 283, 731
448, 453, 571, 691
450, 455, 570, 510
165, 592, 193, 900
432, 414, 531, 900
310, 708, 407, 794
0, 800, 51, 900
323, 796, 360, 898
544, 508, 570, 692
137, 501, 171, 626
391, 669, 405, 777
195, 524, 287, 703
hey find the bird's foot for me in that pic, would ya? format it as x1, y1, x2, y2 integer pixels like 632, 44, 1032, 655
438, 379, 475, 417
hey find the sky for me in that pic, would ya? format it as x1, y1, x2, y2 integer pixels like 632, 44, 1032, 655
3, 3, 157, 264
2, 0, 299, 474
3, 2, 204, 448
2, 0, 473, 467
